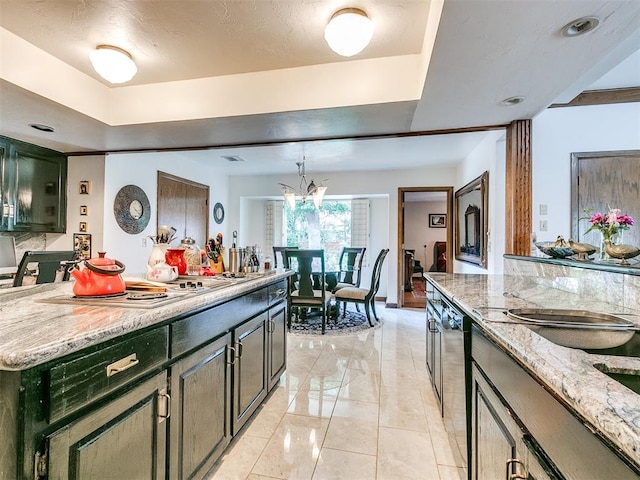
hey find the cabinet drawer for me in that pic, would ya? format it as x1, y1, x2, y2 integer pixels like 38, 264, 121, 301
269, 280, 287, 305
48, 326, 168, 423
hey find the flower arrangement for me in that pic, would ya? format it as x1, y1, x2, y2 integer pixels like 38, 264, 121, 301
583, 207, 634, 240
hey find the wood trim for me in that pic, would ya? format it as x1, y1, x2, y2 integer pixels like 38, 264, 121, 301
505, 120, 532, 255
65, 124, 509, 156
550, 87, 640, 108
397, 186, 453, 308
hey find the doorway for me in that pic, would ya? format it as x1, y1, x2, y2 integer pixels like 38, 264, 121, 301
398, 187, 453, 308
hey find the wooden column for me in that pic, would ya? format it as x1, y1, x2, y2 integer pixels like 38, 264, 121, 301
505, 120, 532, 255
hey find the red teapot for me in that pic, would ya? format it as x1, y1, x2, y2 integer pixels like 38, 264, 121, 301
71, 251, 126, 296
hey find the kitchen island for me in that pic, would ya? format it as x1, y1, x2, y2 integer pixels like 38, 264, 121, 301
0, 271, 290, 479
426, 273, 640, 479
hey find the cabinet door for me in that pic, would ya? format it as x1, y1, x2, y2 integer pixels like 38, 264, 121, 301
472, 365, 525, 480
169, 333, 231, 480
232, 313, 268, 434
0, 138, 10, 230
6, 141, 66, 232
267, 303, 287, 391
46, 372, 167, 480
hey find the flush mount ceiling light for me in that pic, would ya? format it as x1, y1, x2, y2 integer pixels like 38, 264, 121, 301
29, 123, 55, 133
561, 16, 600, 37
324, 8, 374, 57
279, 157, 328, 209
500, 96, 525, 106
90, 45, 137, 84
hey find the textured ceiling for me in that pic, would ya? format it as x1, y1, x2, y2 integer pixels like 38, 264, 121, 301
0, 0, 638, 170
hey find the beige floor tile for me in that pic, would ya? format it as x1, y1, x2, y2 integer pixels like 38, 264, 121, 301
377, 427, 440, 480
437, 465, 465, 480
244, 389, 295, 439
323, 399, 379, 455
338, 368, 381, 403
206, 435, 268, 480
251, 414, 329, 479
247, 475, 283, 480
312, 448, 376, 480
379, 387, 428, 432
287, 390, 338, 418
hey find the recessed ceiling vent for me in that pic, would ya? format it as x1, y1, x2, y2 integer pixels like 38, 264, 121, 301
222, 155, 246, 162
29, 123, 55, 132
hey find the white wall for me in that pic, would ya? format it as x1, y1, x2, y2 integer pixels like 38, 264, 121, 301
102, 151, 229, 275
405, 200, 447, 269
533, 102, 640, 244
454, 130, 506, 274
228, 165, 457, 305
47, 155, 106, 254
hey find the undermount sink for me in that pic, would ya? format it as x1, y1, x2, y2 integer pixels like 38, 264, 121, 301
506, 309, 637, 350
594, 363, 640, 395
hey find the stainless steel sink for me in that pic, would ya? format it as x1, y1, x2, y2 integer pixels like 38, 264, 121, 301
505, 309, 637, 350
594, 363, 640, 394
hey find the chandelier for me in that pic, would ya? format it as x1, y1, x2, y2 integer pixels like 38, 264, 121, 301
279, 157, 327, 209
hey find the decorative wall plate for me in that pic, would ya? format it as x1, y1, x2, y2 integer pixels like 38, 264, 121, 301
113, 185, 151, 234
213, 202, 225, 224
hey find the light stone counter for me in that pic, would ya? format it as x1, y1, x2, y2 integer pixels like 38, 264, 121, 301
0, 271, 290, 372
426, 273, 640, 469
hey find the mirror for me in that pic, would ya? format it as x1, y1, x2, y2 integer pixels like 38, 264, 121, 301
455, 171, 488, 268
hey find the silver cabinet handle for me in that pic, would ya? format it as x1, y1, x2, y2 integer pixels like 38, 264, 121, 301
227, 345, 236, 365
158, 389, 171, 423
505, 458, 526, 480
236, 341, 243, 358
106, 353, 139, 377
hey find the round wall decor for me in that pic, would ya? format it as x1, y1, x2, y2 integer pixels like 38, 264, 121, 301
213, 202, 225, 224
113, 185, 151, 234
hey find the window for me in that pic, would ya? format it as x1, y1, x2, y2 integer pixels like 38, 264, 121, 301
281, 200, 369, 271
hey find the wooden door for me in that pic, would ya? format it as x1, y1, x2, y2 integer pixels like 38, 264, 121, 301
571, 150, 640, 247
169, 333, 231, 480
157, 171, 209, 246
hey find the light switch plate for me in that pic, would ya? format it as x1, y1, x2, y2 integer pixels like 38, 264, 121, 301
540, 204, 548, 215
540, 220, 548, 231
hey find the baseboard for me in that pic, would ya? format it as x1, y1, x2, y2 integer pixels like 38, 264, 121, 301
385, 302, 397, 308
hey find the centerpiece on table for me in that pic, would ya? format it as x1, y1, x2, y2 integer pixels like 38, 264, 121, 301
582, 207, 635, 261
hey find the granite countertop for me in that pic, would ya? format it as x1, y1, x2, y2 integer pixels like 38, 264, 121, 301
426, 273, 640, 468
0, 271, 290, 372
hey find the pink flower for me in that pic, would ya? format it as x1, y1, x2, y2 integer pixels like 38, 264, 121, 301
589, 212, 603, 225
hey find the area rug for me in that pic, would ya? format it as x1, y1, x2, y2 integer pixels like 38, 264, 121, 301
411, 278, 426, 298
289, 309, 382, 335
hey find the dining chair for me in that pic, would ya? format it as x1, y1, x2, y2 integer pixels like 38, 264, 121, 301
283, 249, 333, 334
13, 250, 79, 287
334, 248, 389, 326
273, 246, 298, 268
332, 247, 366, 292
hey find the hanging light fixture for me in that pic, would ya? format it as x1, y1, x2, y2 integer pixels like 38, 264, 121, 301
324, 8, 374, 57
90, 45, 137, 84
279, 157, 328, 209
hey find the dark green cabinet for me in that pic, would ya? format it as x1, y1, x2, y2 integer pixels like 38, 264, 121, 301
46, 372, 168, 480
0, 135, 67, 233
267, 303, 287, 391
232, 313, 268, 435
169, 333, 232, 480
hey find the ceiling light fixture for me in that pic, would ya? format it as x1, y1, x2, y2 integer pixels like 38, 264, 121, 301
279, 157, 328, 209
90, 45, 137, 84
324, 8, 374, 57
29, 123, 55, 133
500, 96, 525, 106
561, 16, 600, 37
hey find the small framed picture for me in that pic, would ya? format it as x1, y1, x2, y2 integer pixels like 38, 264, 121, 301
79, 180, 90, 195
80, 205, 88, 216
79, 221, 88, 233
429, 213, 447, 228
73, 233, 92, 260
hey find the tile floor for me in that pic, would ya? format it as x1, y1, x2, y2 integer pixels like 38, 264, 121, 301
207, 305, 465, 480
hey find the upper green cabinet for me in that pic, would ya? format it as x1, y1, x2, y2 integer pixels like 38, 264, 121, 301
0, 135, 67, 233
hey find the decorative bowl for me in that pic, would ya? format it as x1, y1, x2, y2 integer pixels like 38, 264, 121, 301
535, 242, 575, 259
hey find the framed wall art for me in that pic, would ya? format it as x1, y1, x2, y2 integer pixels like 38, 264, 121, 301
80, 205, 88, 216
73, 233, 92, 260
429, 213, 446, 228
79, 221, 88, 233
79, 180, 91, 195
